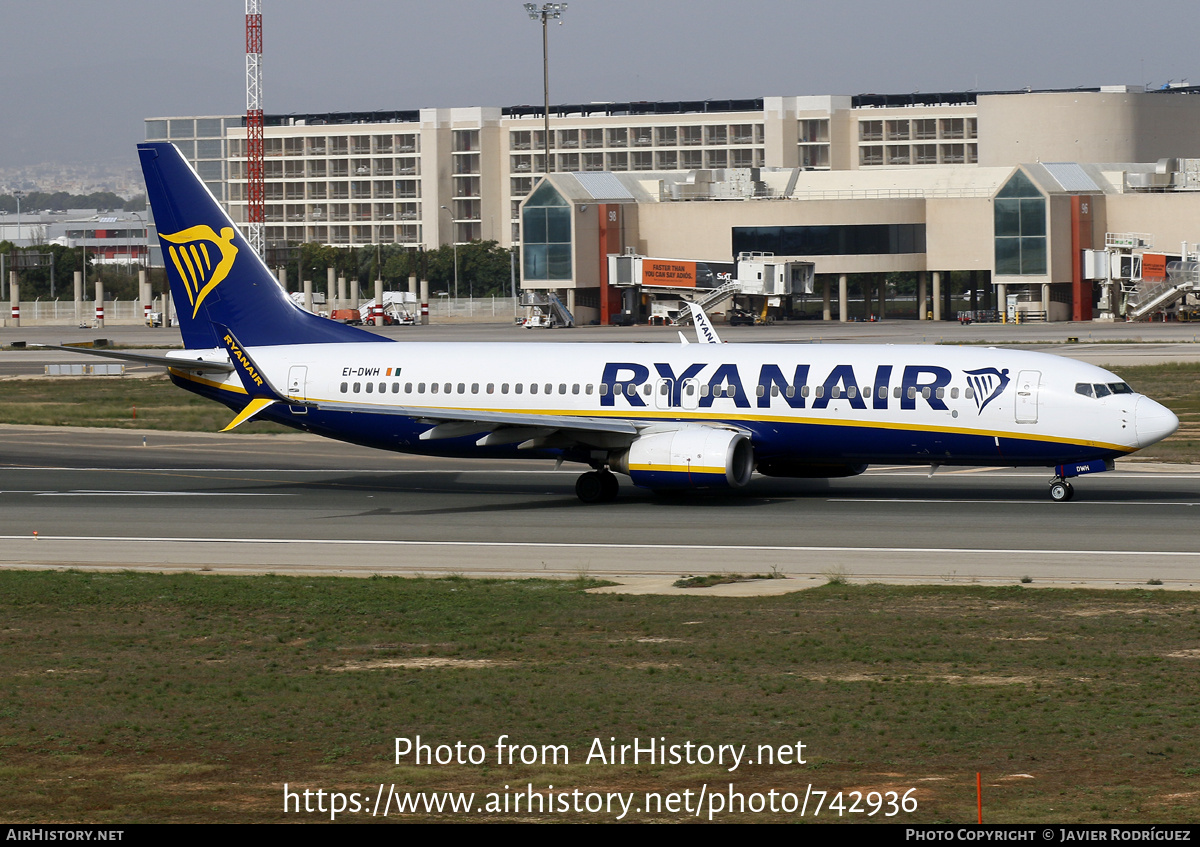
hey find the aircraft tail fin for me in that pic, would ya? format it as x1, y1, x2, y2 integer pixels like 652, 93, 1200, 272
137, 142, 390, 350
685, 302, 723, 344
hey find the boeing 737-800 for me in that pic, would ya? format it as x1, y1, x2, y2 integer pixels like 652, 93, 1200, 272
51, 143, 1181, 503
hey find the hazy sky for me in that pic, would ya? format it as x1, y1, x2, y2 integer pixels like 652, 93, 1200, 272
2, 0, 1196, 170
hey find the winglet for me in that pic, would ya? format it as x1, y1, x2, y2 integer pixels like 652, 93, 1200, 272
220, 397, 278, 432
686, 302, 723, 344
214, 323, 284, 400
212, 323, 288, 432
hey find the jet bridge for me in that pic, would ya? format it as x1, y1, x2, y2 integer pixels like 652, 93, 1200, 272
607, 253, 813, 325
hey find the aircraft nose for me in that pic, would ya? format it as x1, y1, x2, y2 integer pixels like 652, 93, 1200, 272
1135, 396, 1179, 449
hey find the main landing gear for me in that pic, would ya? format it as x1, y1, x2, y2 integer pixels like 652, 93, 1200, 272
1049, 476, 1075, 502
576, 469, 620, 504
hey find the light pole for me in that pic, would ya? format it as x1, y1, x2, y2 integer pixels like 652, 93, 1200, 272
439, 205, 459, 300
524, 3, 567, 175
130, 212, 146, 272
13, 190, 23, 247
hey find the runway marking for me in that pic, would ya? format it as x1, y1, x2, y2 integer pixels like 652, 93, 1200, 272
829, 499, 1200, 506
32, 491, 293, 497
3, 536, 1198, 558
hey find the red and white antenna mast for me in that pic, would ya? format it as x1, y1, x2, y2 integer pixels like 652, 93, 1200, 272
245, 0, 264, 258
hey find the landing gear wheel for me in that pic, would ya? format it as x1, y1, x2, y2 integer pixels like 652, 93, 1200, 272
576, 470, 620, 504
598, 470, 619, 503
1049, 480, 1074, 502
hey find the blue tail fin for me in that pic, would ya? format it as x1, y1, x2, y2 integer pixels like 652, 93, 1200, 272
138, 142, 390, 349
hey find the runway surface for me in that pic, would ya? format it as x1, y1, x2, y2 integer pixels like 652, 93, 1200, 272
3, 424, 1198, 593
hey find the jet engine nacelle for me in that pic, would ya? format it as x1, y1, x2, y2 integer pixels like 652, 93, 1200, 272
610, 425, 754, 490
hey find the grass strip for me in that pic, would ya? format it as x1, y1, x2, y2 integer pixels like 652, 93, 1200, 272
2, 571, 1199, 823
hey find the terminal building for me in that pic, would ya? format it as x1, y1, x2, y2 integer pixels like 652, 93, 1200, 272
147, 84, 1200, 323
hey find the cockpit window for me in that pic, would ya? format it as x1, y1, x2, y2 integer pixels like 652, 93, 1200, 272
1093, 384, 1111, 398
1075, 383, 1094, 398
1109, 382, 1133, 395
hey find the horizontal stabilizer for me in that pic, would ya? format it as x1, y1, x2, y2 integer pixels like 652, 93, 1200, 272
32, 344, 234, 373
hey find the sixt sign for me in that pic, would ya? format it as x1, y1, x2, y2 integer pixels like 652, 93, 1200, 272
600, 362, 961, 411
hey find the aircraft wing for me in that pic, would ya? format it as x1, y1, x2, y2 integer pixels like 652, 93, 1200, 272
32, 344, 235, 373
305, 399, 641, 446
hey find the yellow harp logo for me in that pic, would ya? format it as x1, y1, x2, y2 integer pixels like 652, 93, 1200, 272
161, 225, 238, 319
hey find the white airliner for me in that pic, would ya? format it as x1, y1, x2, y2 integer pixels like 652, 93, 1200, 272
54, 143, 1180, 503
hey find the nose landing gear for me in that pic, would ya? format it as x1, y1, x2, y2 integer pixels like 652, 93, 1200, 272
1049, 477, 1075, 502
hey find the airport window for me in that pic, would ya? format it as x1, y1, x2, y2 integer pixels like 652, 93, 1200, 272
859, 147, 884, 167
913, 119, 937, 140
522, 182, 572, 281
146, 120, 168, 140
734, 224, 925, 257
994, 170, 1047, 276
799, 119, 829, 143
340, 382, 348, 393
940, 118, 965, 139
859, 120, 883, 142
